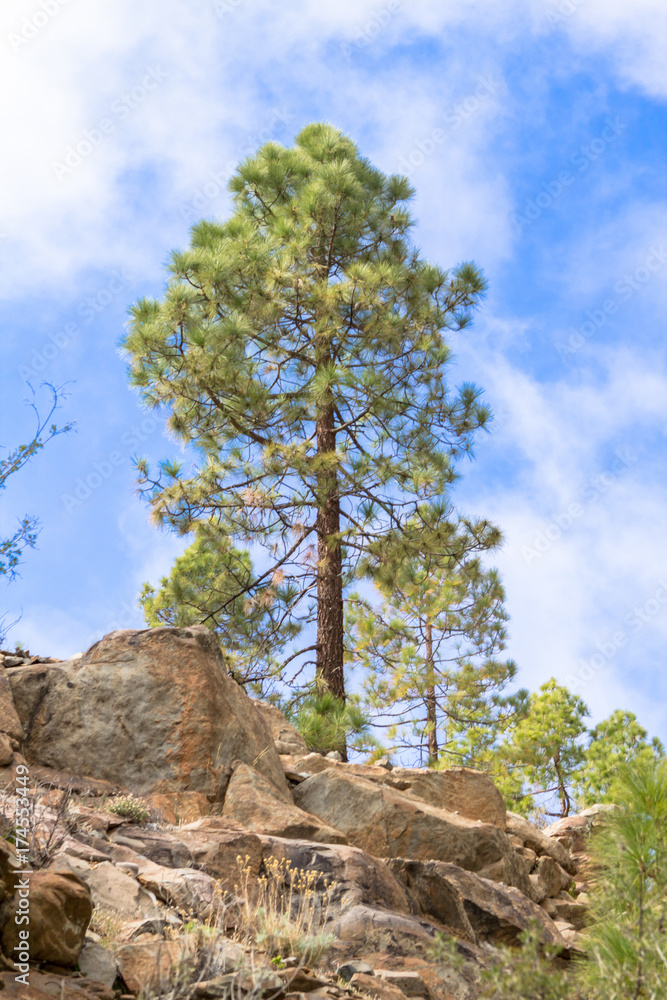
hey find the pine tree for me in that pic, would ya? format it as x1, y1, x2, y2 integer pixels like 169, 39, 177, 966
580, 757, 667, 999
573, 710, 664, 809
496, 680, 589, 818
350, 522, 521, 766
122, 124, 491, 706
139, 525, 300, 694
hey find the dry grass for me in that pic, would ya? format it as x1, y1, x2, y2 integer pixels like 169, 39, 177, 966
139, 855, 335, 999
234, 854, 335, 966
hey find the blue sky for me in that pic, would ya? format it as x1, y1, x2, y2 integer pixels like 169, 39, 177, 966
1, 0, 665, 744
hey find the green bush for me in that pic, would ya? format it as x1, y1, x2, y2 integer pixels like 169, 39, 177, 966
106, 793, 151, 823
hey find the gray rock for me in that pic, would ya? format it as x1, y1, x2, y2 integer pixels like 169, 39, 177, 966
79, 939, 118, 987
337, 960, 374, 981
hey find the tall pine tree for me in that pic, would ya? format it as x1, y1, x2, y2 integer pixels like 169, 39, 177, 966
122, 124, 491, 703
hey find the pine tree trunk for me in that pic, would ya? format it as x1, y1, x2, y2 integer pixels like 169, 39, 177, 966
425, 620, 438, 766
315, 398, 345, 708
554, 751, 570, 817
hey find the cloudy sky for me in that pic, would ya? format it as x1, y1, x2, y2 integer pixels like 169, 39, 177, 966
1, 0, 665, 742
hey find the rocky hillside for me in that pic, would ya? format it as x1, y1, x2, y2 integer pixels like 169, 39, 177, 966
0, 627, 606, 999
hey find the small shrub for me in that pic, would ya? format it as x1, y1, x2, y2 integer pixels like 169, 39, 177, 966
295, 691, 373, 756
106, 793, 151, 823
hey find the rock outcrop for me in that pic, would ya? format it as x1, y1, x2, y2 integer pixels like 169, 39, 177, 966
6, 626, 289, 801
0, 626, 599, 1000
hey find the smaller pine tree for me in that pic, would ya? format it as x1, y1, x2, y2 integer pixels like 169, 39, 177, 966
580, 757, 667, 999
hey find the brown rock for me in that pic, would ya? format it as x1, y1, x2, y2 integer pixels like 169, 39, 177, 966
222, 763, 348, 844
381, 768, 505, 828
334, 904, 439, 956
144, 790, 212, 824
136, 860, 219, 917
375, 970, 429, 998
73, 861, 167, 920
252, 700, 308, 755
477, 851, 532, 898
278, 969, 329, 992
285, 757, 506, 828
293, 769, 517, 876
7, 626, 290, 801
536, 856, 572, 897
542, 896, 588, 930
258, 836, 418, 919
31, 766, 123, 797
506, 813, 575, 873
387, 859, 476, 943
350, 972, 408, 1000
2, 871, 92, 966
78, 940, 118, 987
0, 837, 20, 889
0, 732, 14, 766
543, 805, 615, 853
116, 936, 181, 995
528, 873, 548, 904
177, 818, 264, 885
109, 825, 194, 868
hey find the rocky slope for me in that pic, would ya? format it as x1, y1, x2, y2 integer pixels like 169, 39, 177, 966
0, 628, 604, 999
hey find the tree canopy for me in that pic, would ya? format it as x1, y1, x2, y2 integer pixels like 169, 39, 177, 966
123, 123, 492, 706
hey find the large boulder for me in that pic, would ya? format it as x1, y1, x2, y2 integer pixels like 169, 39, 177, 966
175, 817, 265, 885
257, 835, 418, 919
222, 762, 348, 844
293, 768, 517, 876
333, 904, 439, 957
7, 626, 290, 801
352, 765, 506, 828
390, 860, 570, 949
